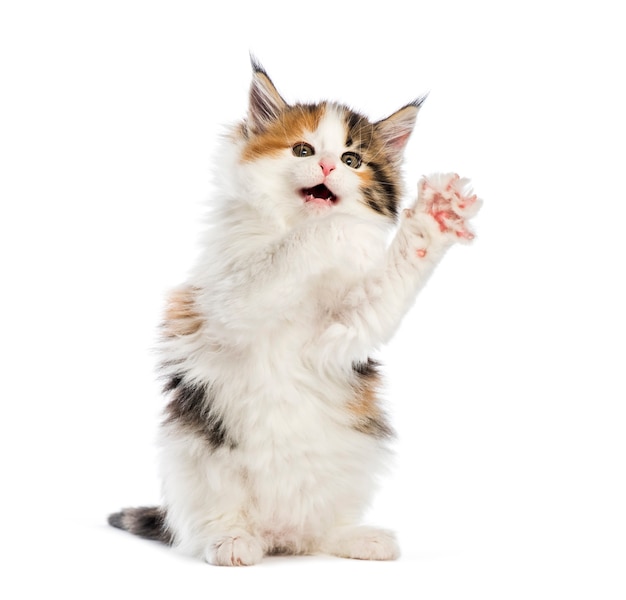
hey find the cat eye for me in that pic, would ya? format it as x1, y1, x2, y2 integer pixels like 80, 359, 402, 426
292, 142, 315, 158
341, 152, 362, 169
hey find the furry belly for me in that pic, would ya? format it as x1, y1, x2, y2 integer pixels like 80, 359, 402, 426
159, 410, 388, 556
159, 360, 391, 556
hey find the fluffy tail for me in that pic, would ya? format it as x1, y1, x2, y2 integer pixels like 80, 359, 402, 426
108, 506, 173, 544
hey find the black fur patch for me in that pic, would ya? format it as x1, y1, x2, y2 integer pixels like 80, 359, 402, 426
352, 358, 380, 378
347, 111, 363, 136
108, 506, 172, 544
366, 161, 399, 219
164, 375, 235, 450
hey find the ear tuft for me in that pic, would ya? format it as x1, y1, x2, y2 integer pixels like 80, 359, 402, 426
247, 56, 288, 134
410, 93, 429, 110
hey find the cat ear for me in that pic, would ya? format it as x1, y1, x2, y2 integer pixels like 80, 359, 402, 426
247, 57, 288, 134
375, 95, 427, 162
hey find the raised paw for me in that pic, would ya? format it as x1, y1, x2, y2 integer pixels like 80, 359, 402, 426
322, 525, 400, 561
416, 173, 482, 242
204, 531, 264, 566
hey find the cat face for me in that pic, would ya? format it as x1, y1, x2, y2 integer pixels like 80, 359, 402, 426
228, 61, 425, 226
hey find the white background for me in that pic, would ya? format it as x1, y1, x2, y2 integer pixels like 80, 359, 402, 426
1, 1, 624, 598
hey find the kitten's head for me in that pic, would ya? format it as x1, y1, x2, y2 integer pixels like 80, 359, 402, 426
224, 59, 425, 226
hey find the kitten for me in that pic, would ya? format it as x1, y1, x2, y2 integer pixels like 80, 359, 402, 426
108, 59, 481, 566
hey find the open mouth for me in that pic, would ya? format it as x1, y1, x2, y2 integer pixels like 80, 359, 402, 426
301, 184, 338, 206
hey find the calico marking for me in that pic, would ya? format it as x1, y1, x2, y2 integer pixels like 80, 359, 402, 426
349, 359, 394, 439
342, 107, 407, 220
241, 103, 326, 161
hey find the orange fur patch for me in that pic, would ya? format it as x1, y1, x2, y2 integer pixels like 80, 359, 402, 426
349, 372, 392, 438
163, 286, 203, 337
356, 168, 375, 186
241, 104, 326, 161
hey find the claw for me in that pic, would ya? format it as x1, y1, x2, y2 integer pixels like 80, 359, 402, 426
456, 229, 475, 240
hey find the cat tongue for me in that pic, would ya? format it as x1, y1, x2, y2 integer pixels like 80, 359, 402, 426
303, 184, 336, 205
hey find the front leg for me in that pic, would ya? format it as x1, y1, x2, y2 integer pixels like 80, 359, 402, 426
317, 173, 482, 361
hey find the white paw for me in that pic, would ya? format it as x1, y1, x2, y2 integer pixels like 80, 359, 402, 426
204, 532, 264, 566
324, 526, 400, 561
406, 173, 482, 244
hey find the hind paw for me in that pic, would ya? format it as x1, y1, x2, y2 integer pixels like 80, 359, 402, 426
204, 531, 264, 566
323, 526, 400, 561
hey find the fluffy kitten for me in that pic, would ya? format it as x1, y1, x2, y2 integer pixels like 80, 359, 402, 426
108, 59, 481, 566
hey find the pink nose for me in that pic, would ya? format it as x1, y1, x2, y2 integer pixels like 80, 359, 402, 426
319, 160, 335, 177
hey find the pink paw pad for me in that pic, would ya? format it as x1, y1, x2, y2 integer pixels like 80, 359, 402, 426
418, 173, 481, 241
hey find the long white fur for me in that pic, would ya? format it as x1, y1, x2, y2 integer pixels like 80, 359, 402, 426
157, 101, 480, 565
